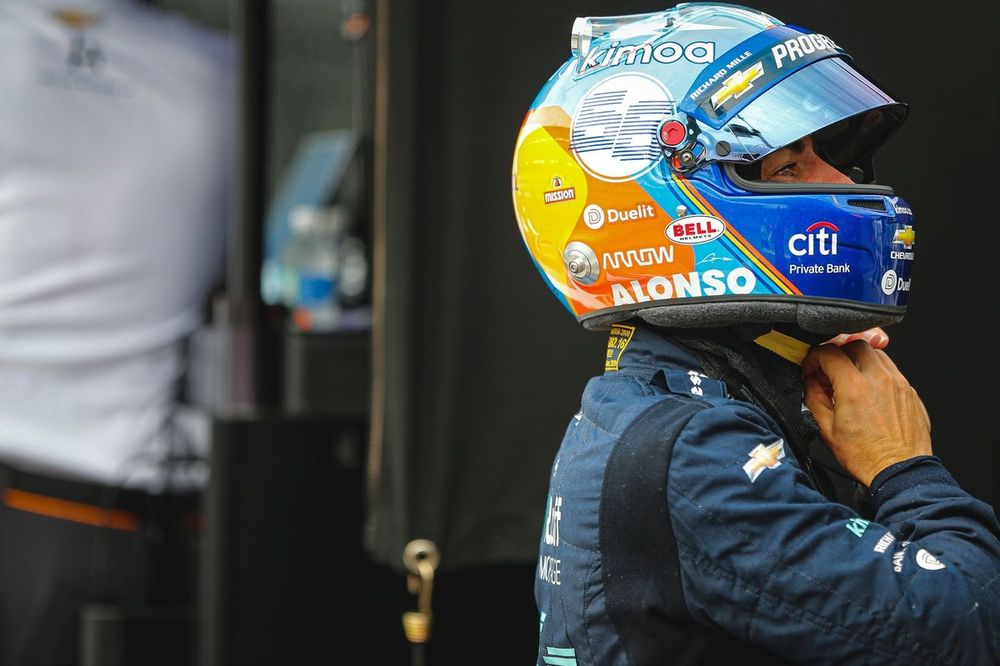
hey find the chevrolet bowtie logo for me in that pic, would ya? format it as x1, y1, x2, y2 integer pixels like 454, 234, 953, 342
710, 62, 765, 110
893, 225, 916, 249
743, 439, 785, 483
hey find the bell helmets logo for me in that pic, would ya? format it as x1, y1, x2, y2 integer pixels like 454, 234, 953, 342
665, 215, 726, 245
788, 221, 838, 257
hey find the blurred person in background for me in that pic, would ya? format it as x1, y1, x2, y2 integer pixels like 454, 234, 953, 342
0, 0, 232, 663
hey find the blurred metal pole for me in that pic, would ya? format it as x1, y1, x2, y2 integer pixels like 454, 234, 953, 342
221, 0, 271, 414
202, 3, 273, 661
230, 0, 268, 303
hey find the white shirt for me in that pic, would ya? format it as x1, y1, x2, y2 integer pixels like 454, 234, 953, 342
0, 0, 232, 489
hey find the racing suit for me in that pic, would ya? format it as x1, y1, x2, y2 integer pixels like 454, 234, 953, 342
535, 321, 1000, 665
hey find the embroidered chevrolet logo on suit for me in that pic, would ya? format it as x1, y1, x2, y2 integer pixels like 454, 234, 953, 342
743, 439, 785, 482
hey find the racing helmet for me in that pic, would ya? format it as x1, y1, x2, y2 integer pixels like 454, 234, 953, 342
512, 3, 914, 335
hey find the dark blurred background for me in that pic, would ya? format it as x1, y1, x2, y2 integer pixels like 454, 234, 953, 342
145, 1, 1000, 664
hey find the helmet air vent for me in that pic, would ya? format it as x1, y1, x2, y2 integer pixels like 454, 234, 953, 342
846, 198, 887, 212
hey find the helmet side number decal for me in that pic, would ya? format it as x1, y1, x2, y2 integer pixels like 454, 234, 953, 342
570, 74, 675, 183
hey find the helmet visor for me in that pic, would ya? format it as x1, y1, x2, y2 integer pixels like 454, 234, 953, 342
717, 57, 907, 166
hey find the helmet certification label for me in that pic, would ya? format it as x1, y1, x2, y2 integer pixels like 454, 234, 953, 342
605, 324, 636, 371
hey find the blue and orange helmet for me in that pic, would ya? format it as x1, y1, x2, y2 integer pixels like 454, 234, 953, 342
512, 3, 914, 335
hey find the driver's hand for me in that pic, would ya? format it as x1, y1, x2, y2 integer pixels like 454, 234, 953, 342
802, 340, 931, 487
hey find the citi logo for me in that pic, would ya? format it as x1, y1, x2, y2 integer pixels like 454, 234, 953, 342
788, 221, 838, 257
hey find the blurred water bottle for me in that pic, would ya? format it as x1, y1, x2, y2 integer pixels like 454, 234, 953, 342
337, 235, 368, 305
281, 205, 346, 332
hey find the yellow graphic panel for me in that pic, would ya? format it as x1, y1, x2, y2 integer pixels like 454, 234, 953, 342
513, 108, 587, 313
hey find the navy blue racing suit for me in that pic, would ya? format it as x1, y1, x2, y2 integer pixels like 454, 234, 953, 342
535, 323, 1000, 665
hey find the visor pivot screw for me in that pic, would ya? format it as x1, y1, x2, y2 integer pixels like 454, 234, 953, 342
715, 141, 731, 157
563, 242, 600, 285
659, 119, 688, 148
679, 150, 695, 166
675, 205, 688, 218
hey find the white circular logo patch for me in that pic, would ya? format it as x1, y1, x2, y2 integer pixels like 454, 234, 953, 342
570, 73, 674, 182
880, 269, 898, 295
915, 548, 946, 571
583, 204, 606, 230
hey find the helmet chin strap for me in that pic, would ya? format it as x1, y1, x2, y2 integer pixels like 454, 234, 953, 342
722, 323, 816, 366
751, 328, 812, 365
